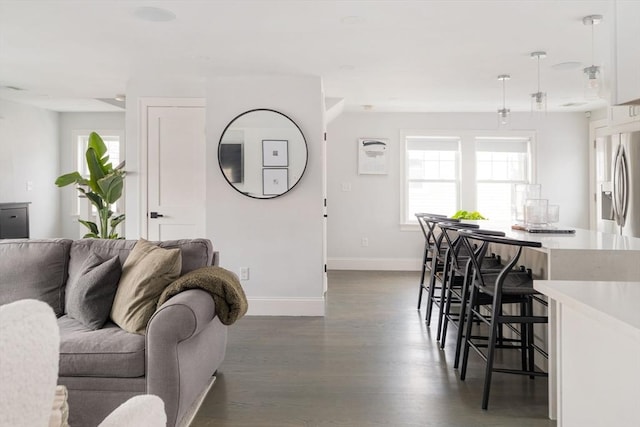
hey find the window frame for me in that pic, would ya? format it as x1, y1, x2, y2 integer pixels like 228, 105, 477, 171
400, 129, 536, 229
71, 129, 125, 217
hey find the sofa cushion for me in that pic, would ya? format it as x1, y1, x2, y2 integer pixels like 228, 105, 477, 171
158, 239, 214, 274
0, 239, 72, 316
66, 253, 122, 330
110, 239, 182, 335
58, 315, 145, 378
68, 239, 213, 284
68, 240, 136, 291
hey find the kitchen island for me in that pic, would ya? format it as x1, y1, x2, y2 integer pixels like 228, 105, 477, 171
460, 221, 640, 421
461, 221, 640, 282
533, 280, 640, 427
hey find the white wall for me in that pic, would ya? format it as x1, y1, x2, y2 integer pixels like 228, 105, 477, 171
58, 112, 125, 238
0, 99, 60, 238
123, 75, 325, 316
207, 76, 325, 315
326, 111, 589, 270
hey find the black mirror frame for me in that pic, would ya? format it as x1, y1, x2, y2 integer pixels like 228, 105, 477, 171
218, 108, 308, 199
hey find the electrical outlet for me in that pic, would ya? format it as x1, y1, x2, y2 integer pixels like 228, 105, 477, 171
26, 181, 33, 191
240, 267, 250, 281
341, 183, 352, 192
361, 237, 369, 247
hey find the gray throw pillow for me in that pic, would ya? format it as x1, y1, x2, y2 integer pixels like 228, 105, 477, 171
66, 252, 122, 330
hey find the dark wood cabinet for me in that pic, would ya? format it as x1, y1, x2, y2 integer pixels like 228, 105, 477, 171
0, 202, 30, 239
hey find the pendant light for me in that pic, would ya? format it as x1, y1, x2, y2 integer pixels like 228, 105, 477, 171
530, 51, 547, 113
497, 74, 510, 127
583, 14, 603, 99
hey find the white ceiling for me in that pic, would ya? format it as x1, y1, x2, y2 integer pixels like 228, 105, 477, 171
0, 0, 614, 113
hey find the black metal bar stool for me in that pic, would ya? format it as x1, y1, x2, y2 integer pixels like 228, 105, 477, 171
458, 229, 548, 410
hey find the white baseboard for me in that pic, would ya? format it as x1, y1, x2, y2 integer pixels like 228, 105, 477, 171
247, 297, 325, 316
327, 257, 422, 271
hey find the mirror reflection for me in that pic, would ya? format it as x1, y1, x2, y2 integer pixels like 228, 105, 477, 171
218, 109, 308, 199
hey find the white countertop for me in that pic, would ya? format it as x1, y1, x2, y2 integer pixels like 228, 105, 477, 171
534, 280, 640, 342
460, 220, 640, 251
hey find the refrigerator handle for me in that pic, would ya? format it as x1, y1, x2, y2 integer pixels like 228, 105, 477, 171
612, 145, 621, 226
619, 149, 629, 227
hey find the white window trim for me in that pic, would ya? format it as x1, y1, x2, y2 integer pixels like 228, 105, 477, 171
400, 129, 536, 230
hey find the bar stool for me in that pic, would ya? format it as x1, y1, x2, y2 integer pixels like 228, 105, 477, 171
421, 217, 468, 325
415, 213, 447, 310
458, 230, 548, 410
431, 221, 485, 340
435, 223, 504, 360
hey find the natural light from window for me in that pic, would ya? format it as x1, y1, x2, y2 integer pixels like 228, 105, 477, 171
402, 132, 533, 225
405, 136, 460, 223
76, 134, 121, 215
476, 137, 530, 221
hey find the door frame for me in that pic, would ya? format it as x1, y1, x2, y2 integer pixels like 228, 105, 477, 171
138, 97, 206, 239
589, 118, 609, 231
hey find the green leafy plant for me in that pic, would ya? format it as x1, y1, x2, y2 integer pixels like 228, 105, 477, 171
55, 132, 126, 239
451, 210, 487, 220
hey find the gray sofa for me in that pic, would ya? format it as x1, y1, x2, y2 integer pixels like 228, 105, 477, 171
0, 238, 228, 427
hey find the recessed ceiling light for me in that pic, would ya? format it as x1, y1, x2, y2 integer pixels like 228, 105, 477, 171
560, 102, 588, 107
362, 104, 373, 111
551, 61, 582, 71
133, 6, 176, 22
1, 85, 25, 91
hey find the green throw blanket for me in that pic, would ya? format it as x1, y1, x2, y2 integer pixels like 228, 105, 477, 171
157, 266, 248, 325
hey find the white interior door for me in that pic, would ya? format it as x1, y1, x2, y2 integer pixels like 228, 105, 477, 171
146, 105, 206, 240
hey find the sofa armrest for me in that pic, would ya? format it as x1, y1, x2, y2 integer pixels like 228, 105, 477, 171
145, 289, 227, 427
149, 289, 215, 341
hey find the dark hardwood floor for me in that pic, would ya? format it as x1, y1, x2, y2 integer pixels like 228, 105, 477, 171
192, 270, 554, 427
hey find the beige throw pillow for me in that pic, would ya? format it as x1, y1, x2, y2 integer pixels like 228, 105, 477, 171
110, 239, 182, 335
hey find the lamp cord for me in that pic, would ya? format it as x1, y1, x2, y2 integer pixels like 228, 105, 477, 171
591, 23, 595, 65
502, 78, 506, 108
537, 56, 541, 92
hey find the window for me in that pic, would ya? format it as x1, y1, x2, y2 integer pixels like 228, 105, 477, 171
403, 136, 461, 223
401, 131, 534, 226
73, 131, 123, 216
77, 134, 121, 177
476, 137, 531, 221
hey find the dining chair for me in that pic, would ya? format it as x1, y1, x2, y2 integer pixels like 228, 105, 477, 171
457, 230, 548, 410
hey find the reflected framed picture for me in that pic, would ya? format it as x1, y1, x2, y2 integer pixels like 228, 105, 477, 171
263, 168, 288, 195
262, 139, 289, 167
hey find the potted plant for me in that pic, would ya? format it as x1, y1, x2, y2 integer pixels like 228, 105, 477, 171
55, 132, 126, 239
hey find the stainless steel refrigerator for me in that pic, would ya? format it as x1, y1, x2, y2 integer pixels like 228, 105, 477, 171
597, 130, 640, 237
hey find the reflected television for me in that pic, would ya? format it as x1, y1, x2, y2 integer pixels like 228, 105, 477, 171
220, 143, 243, 184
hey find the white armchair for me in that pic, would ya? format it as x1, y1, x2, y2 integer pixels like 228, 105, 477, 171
0, 299, 167, 427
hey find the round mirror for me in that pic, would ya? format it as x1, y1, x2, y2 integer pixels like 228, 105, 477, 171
218, 109, 308, 199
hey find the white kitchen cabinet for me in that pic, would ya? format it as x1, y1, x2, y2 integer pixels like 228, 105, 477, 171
611, 0, 640, 106
608, 104, 640, 128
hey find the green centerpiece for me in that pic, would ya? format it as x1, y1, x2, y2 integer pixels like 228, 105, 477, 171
451, 210, 487, 220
